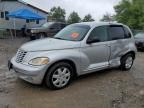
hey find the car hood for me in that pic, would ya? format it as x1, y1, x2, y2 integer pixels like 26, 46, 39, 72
20, 38, 81, 52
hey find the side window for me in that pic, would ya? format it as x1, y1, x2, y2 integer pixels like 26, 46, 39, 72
50, 23, 60, 30
61, 24, 66, 29
108, 26, 125, 40
124, 27, 132, 38
88, 26, 108, 42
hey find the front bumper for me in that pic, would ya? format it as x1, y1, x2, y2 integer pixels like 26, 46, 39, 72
10, 57, 48, 84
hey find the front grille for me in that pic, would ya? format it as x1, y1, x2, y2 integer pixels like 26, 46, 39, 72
16, 50, 27, 63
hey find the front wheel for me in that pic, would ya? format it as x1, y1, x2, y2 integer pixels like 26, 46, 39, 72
120, 53, 134, 71
38, 33, 46, 39
45, 62, 74, 89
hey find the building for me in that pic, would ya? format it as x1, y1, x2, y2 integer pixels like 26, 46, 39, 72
0, 0, 48, 30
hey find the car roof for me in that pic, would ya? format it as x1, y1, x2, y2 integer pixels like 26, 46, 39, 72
73, 21, 124, 28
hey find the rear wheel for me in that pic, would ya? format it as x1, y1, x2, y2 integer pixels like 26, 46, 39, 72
45, 62, 74, 89
120, 53, 134, 71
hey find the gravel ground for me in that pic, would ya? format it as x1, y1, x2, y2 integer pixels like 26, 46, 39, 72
0, 37, 144, 108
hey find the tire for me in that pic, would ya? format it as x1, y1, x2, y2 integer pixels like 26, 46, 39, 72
38, 33, 46, 39
30, 35, 36, 40
120, 53, 134, 71
45, 62, 74, 90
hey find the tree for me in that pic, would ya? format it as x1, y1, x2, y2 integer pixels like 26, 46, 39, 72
67, 11, 81, 24
114, 0, 144, 29
83, 14, 95, 22
101, 13, 115, 22
49, 6, 66, 22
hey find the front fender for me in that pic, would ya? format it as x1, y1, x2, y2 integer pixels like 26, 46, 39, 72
37, 49, 82, 75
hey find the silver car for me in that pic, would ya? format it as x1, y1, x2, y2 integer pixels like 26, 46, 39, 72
9, 22, 137, 89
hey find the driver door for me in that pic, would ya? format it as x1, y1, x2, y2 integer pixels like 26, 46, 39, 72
81, 26, 110, 74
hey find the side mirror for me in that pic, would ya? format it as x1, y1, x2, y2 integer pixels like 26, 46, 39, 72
87, 37, 100, 44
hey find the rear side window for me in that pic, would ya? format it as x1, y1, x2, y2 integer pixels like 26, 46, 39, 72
108, 26, 125, 40
124, 27, 132, 38
61, 24, 67, 29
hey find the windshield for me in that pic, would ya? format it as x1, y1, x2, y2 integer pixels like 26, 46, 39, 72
135, 33, 144, 38
54, 24, 90, 41
42, 22, 54, 28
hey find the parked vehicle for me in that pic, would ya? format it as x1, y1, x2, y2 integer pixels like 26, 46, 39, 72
134, 33, 144, 50
9, 22, 137, 89
25, 22, 67, 40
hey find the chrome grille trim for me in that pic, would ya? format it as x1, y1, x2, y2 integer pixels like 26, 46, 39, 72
16, 50, 27, 63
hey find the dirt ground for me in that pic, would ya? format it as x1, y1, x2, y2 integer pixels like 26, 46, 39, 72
0, 37, 144, 108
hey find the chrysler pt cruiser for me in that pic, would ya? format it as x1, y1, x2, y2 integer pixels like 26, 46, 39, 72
9, 22, 137, 89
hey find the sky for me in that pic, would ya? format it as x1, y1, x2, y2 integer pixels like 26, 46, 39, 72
23, 0, 121, 21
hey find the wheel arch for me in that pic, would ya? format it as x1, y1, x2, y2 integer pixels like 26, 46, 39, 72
42, 59, 78, 84
121, 50, 136, 60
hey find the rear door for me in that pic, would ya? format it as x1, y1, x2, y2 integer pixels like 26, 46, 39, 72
108, 25, 130, 67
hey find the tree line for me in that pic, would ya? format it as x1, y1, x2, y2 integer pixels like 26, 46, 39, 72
49, 0, 144, 30
48, 6, 95, 24
101, 0, 144, 30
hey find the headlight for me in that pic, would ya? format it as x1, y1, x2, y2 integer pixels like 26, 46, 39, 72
29, 57, 49, 66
